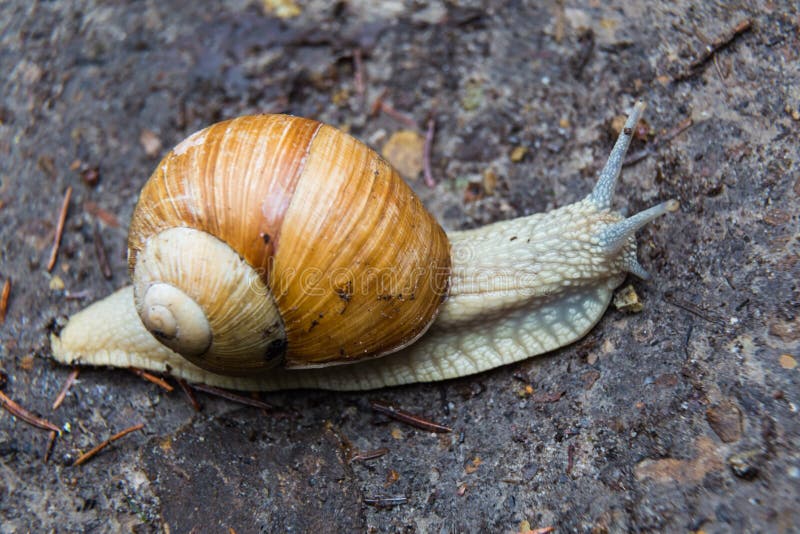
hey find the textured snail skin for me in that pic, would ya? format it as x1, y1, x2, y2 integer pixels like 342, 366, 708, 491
51, 102, 677, 390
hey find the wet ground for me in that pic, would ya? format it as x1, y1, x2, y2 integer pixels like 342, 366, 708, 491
1, 1, 799, 532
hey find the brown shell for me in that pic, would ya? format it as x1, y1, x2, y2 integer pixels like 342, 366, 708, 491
128, 115, 451, 367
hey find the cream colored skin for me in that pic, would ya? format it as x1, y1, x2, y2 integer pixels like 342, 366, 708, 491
51, 102, 677, 391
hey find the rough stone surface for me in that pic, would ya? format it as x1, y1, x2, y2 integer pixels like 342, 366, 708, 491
1, 1, 799, 532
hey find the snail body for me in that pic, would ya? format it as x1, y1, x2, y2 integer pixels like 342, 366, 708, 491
51, 102, 677, 391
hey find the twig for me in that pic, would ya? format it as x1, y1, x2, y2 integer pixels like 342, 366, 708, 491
83, 201, 120, 228
47, 186, 72, 272
353, 48, 365, 98
72, 423, 144, 466
191, 383, 272, 410
93, 223, 112, 279
664, 295, 726, 326
363, 495, 408, 508
623, 117, 693, 167
0, 391, 61, 433
52, 368, 79, 410
370, 88, 389, 117
712, 54, 728, 85
64, 289, 93, 301
373, 95, 418, 129
674, 18, 752, 81
422, 117, 436, 187
566, 442, 576, 474
0, 278, 10, 325
530, 390, 565, 403
370, 400, 452, 433
129, 368, 174, 392
44, 430, 58, 463
176, 377, 201, 411
349, 447, 389, 463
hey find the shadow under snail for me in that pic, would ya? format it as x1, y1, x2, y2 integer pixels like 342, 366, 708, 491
51, 101, 678, 391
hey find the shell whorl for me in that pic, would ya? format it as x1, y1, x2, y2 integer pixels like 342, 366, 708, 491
133, 227, 286, 375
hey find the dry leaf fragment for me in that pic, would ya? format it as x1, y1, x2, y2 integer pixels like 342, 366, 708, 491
384, 469, 400, 487
261, 0, 301, 19
779, 353, 797, 370
382, 130, 425, 181
464, 456, 482, 474
49, 275, 65, 291
510, 146, 527, 162
482, 168, 498, 195
613, 284, 643, 313
705, 400, 743, 443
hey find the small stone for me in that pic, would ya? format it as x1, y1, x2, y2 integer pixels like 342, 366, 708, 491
635, 436, 722, 483
139, 129, 163, 158
80, 166, 100, 187
461, 80, 484, 111
19, 353, 35, 371
763, 209, 790, 226
411, 3, 447, 25
769, 319, 800, 342
17, 60, 43, 85
728, 449, 761, 479
654, 373, 678, 388
581, 370, 600, 389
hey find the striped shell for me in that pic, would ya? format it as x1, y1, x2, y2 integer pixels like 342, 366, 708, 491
127, 115, 451, 375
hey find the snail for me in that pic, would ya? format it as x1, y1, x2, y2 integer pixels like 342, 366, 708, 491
50, 101, 678, 391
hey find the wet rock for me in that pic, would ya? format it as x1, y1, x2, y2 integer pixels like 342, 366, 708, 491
141, 412, 363, 532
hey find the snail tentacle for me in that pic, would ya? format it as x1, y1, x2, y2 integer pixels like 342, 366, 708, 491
589, 100, 646, 209
597, 199, 680, 253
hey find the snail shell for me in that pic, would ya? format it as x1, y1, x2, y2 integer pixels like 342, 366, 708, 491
51, 102, 678, 390
126, 115, 450, 375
